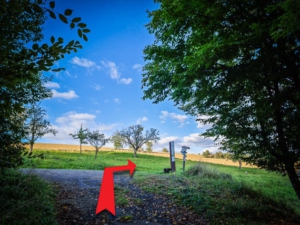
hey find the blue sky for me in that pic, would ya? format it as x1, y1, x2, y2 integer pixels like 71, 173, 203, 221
39, 0, 217, 154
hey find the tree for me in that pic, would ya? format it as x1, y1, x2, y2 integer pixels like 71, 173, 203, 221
69, 124, 88, 154
111, 133, 127, 150
162, 147, 168, 153
202, 150, 211, 158
142, 0, 300, 198
214, 151, 225, 159
24, 103, 57, 154
145, 141, 153, 153
87, 130, 109, 159
0, 0, 89, 172
117, 125, 160, 158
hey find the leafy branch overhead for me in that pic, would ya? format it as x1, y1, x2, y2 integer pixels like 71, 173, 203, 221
20, 0, 91, 73
0, 0, 89, 172
142, 0, 300, 199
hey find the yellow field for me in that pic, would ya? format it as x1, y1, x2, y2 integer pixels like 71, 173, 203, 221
28, 143, 255, 168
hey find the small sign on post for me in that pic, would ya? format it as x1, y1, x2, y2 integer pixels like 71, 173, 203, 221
169, 141, 176, 172
181, 146, 190, 171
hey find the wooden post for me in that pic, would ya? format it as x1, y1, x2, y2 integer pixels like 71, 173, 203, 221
169, 141, 176, 172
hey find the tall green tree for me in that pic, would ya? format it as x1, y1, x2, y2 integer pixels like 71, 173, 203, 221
117, 125, 160, 158
69, 124, 88, 154
24, 103, 57, 154
142, 0, 300, 199
0, 0, 89, 172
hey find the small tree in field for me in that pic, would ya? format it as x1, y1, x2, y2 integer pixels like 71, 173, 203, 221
117, 124, 159, 158
202, 150, 211, 158
162, 147, 168, 153
24, 103, 57, 154
69, 124, 88, 154
87, 130, 109, 159
111, 132, 126, 150
145, 141, 153, 153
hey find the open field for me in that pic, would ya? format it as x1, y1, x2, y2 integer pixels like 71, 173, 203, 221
21, 146, 300, 224
29, 143, 255, 168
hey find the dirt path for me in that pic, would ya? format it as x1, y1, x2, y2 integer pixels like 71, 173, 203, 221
20, 169, 207, 225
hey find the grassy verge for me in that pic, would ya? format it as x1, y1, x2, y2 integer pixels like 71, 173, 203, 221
20, 149, 300, 224
0, 169, 57, 225
133, 163, 300, 224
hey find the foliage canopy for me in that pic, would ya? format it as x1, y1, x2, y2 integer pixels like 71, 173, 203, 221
0, 0, 89, 172
142, 0, 300, 199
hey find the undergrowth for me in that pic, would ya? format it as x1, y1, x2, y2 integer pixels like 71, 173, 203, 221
0, 169, 57, 225
134, 163, 300, 225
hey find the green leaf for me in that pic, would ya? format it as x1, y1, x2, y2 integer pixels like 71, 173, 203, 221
52, 68, 65, 72
78, 29, 82, 38
70, 22, 75, 29
50, 36, 55, 44
49, 1, 55, 9
59, 14, 68, 24
77, 23, 87, 28
58, 37, 63, 42
83, 34, 88, 42
33, 4, 42, 13
47, 9, 56, 19
82, 28, 91, 33
64, 9, 73, 16
72, 17, 81, 23
42, 43, 48, 49
32, 43, 39, 50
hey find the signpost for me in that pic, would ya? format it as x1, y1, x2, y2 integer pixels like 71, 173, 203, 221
169, 141, 176, 172
181, 146, 190, 171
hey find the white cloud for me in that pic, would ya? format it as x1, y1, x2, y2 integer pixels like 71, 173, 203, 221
153, 136, 180, 151
45, 81, 60, 89
71, 57, 98, 68
101, 61, 132, 85
101, 61, 120, 79
132, 63, 142, 72
159, 111, 188, 127
92, 84, 103, 90
114, 98, 120, 104
51, 90, 78, 99
120, 78, 133, 84
97, 123, 118, 131
65, 70, 71, 76
136, 116, 148, 124
195, 115, 213, 130
42, 111, 118, 145
179, 133, 218, 154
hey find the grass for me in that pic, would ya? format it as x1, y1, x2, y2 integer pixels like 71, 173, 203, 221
22, 149, 198, 173
134, 164, 300, 224
18, 148, 300, 224
0, 169, 57, 225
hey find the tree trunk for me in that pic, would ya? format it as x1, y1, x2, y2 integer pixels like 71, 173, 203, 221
238, 160, 242, 170
134, 149, 137, 158
80, 143, 82, 154
285, 162, 300, 200
95, 147, 98, 159
29, 142, 34, 154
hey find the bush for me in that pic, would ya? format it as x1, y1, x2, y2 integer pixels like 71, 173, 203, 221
185, 163, 232, 180
0, 169, 57, 225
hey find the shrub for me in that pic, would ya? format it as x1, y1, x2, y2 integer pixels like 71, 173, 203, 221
185, 163, 232, 180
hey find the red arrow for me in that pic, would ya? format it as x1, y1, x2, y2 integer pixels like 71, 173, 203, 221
95, 160, 136, 215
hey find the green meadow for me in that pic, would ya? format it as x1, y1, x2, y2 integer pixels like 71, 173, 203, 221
2, 149, 299, 224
